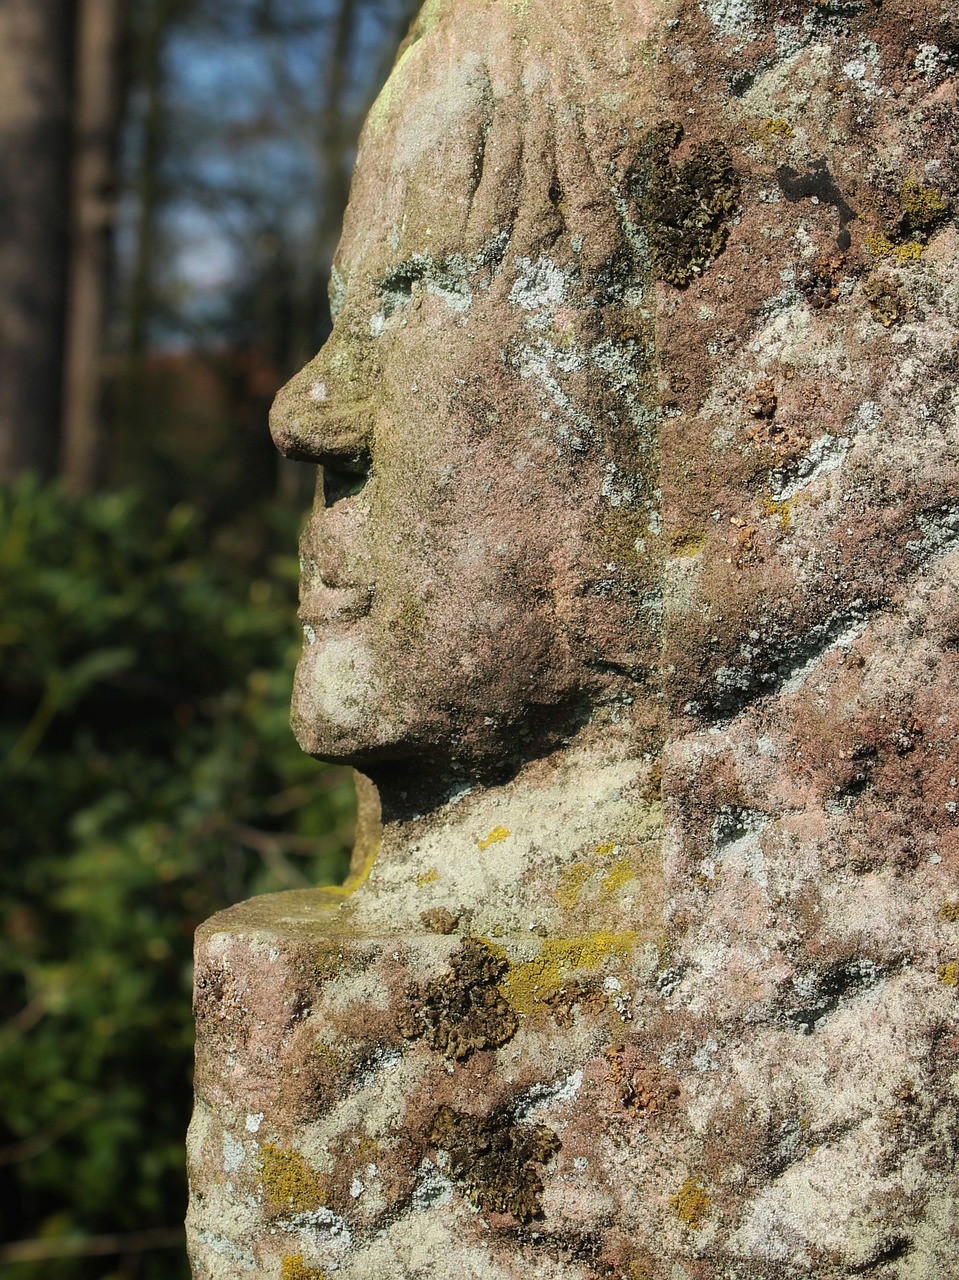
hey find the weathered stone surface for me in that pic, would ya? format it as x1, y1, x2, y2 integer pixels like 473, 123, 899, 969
188, 0, 959, 1276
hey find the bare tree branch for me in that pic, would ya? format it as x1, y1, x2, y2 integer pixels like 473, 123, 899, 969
0, 1228, 183, 1264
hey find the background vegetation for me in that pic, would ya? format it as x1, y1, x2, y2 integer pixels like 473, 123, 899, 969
0, 1, 417, 1274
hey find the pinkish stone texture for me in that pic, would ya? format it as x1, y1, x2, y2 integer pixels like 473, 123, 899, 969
187, 1, 959, 1276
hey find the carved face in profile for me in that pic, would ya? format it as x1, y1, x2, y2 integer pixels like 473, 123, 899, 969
270, 7, 662, 772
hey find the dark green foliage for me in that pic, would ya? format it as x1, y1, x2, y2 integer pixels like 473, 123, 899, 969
0, 477, 353, 1278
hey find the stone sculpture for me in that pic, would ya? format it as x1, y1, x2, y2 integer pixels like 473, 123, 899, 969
187, 1, 959, 1276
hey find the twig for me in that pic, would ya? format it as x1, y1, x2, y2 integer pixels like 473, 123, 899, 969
0, 1098, 99, 1166
0, 1228, 183, 1263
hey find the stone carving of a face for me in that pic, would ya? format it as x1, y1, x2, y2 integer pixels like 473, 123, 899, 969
270, 7, 664, 773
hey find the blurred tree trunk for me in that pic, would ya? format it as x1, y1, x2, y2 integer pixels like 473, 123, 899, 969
60, 0, 124, 493
0, 0, 74, 482
126, 0, 177, 370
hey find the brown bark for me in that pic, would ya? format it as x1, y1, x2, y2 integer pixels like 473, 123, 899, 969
60, 0, 123, 492
0, 0, 74, 481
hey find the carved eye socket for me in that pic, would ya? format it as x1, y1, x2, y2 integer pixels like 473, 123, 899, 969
323, 463, 370, 507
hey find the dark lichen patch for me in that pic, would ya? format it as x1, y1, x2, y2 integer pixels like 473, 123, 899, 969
782, 957, 883, 1034
398, 937, 517, 1059
864, 274, 908, 327
632, 122, 739, 287
605, 1044, 679, 1116
797, 254, 847, 310
420, 906, 460, 934
430, 1103, 560, 1221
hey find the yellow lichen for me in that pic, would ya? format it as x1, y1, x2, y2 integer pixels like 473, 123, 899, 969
318, 837, 379, 900
749, 117, 795, 144
671, 1176, 711, 1228
669, 529, 706, 558
899, 176, 947, 230
259, 1145, 327, 1213
478, 825, 510, 850
281, 1257, 324, 1280
556, 862, 591, 908
760, 494, 797, 531
601, 858, 635, 899
502, 932, 637, 1015
893, 240, 923, 262
939, 902, 959, 922
865, 229, 895, 257
313, 1040, 347, 1073
865, 228, 924, 262
595, 840, 619, 857
415, 868, 440, 887
938, 961, 959, 987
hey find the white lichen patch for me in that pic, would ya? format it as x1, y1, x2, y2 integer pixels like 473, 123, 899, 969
515, 1069, 584, 1120
411, 1158, 455, 1210
701, 0, 759, 38
370, 252, 474, 337
841, 57, 883, 99
915, 42, 947, 77
508, 255, 569, 319
309, 637, 375, 731
222, 1130, 246, 1174
770, 434, 850, 502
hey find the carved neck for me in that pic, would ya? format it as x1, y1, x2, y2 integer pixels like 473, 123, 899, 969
344, 718, 664, 941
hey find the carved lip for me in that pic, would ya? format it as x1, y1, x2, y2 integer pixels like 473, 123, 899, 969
298, 585, 372, 628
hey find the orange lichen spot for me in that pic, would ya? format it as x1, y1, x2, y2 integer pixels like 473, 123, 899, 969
670, 1176, 711, 1228
478, 825, 510, 850
415, 868, 440, 887
938, 961, 959, 987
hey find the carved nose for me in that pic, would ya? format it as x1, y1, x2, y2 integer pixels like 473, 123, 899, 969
270, 352, 373, 471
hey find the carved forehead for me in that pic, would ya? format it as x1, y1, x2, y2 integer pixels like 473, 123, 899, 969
335, 0, 660, 282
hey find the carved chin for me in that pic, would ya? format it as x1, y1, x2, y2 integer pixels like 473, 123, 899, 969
291, 634, 387, 760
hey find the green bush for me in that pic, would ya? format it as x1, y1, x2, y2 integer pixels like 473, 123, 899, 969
0, 478, 353, 1278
